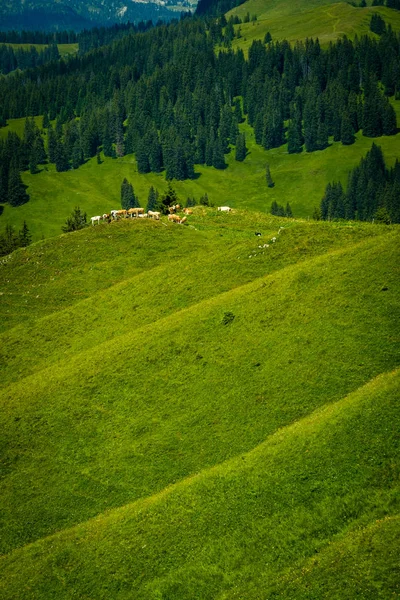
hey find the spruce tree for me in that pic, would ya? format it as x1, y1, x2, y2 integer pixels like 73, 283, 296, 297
55, 140, 69, 172
212, 137, 226, 169
266, 163, 274, 188
287, 112, 303, 154
235, 133, 246, 161
8, 165, 29, 207
19, 221, 32, 247
146, 186, 158, 212
340, 112, 355, 145
285, 202, 293, 217
47, 124, 57, 163
382, 100, 397, 136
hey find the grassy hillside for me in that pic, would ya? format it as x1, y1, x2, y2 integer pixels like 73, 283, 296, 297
1, 110, 400, 242
230, 4, 400, 53
0, 211, 399, 596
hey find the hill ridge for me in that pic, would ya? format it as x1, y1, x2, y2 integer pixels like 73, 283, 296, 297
1, 228, 395, 395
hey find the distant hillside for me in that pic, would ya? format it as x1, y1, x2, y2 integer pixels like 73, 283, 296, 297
0, 0, 179, 31
0, 211, 399, 596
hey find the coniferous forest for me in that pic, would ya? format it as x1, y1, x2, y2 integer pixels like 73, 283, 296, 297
320, 143, 400, 222
0, 17, 399, 215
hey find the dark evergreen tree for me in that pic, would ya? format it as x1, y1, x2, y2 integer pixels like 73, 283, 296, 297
266, 163, 274, 188
121, 178, 139, 209
47, 124, 57, 163
55, 140, 69, 172
8, 164, 29, 207
285, 202, 293, 217
235, 133, 247, 161
19, 221, 32, 247
146, 186, 158, 212
61, 206, 88, 232
212, 136, 226, 169
341, 112, 355, 145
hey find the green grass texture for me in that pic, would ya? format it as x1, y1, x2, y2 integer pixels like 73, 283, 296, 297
1, 106, 400, 242
0, 211, 399, 597
229, 4, 400, 53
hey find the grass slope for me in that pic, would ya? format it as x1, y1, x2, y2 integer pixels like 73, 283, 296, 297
1, 109, 400, 241
230, 4, 400, 53
0, 214, 399, 572
1, 366, 399, 598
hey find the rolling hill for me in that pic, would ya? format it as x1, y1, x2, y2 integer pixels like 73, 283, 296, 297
0, 211, 399, 597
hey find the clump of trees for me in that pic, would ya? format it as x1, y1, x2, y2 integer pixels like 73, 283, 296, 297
61, 206, 88, 232
270, 201, 293, 217
0, 221, 32, 256
319, 143, 400, 222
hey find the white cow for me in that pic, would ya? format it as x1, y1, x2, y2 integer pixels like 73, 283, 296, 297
91, 216, 101, 225
217, 206, 232, 212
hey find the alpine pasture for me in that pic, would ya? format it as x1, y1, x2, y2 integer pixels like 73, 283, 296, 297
0, 0, 400, 595
0, 211, 399, 597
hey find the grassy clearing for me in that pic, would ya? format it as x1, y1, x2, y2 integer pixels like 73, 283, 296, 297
230, 4, 400, 53
4, 43, 79, 56
1, 366, 399, 598
0, 215, 398, 558
1, 111, 400, 241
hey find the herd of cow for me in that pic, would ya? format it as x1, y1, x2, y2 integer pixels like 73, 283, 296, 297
90, 204, 232, 226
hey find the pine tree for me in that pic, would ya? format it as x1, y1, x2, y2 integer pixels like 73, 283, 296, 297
340, 112, 355, 145
146, 186, 158, 212
287, 110, 303, 154
121, 178, 139, 209
266, 163, 274, 188
61, 206, 87, 232
47, 124, 57, 163
212, 137, 226, 169
55, 140, 69, 172
8, 164, 29, 207
382, 99, 397, 135
19, 221, 32, 247
42, 112, 50, 129
235, 133, 246, 161
285, 202, 293, 217
136, 139, 150, 174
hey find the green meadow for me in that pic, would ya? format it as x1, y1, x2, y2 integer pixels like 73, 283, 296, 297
0, 211, 399, 597
230, 4, 400, 52
4, 43, 79, 56
2, 110, 400, 241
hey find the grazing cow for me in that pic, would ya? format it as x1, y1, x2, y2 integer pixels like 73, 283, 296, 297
217, 206, 232, 212
110, 210, 119, 219
183, 208, 193, 215
168, 214, 187, 224
114, 210, 127, 219
138, 212, 148, 218
148, 211, 160, 220
168, 214, 180, 222
127, 207, 144, 218
91, 216, 101, 226
102, 213, 111, 222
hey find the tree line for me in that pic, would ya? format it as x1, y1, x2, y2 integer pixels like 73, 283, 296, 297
318, 143, 400, 223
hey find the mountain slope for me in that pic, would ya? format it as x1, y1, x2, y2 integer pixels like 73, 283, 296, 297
1, 214, 399, 556
1, 366, 399, 598
0, 0, 178, 31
